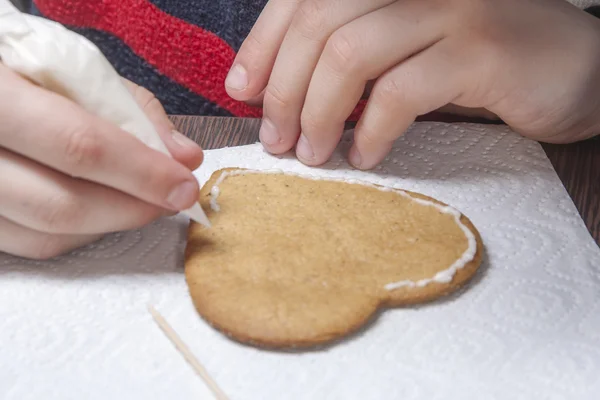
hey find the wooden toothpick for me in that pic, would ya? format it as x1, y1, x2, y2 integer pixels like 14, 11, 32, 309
148, 305, 229, 400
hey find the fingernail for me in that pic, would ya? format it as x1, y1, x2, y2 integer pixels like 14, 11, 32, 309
349, 146, 362, 168
296, 134, 315, 162
259, 118, 280, 145
171, 130, 200, 149
225, 64, 248, 91
166, 181, 197, 210
162, 209, 178, 217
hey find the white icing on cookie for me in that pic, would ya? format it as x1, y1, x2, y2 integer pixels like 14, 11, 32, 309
209, 185, 221, 212
208, 169, 477, 290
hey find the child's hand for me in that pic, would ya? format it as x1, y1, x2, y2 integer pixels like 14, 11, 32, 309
227, 0, 600, 169
0, 65, 203, 259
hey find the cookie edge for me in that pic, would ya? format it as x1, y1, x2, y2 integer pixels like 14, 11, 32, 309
184, 168, 484, 348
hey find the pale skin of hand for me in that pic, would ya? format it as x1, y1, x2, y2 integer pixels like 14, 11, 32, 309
226, 0, 600, 170
0, 64, 204, 259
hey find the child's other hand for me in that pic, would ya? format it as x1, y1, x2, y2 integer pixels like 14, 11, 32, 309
228, 0, 600, 169
0, 66, 203, 259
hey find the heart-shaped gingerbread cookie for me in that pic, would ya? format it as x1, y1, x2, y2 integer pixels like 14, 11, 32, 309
185, 168, 484, 348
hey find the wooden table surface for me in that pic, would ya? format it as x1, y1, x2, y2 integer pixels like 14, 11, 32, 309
171, 116, 599, 245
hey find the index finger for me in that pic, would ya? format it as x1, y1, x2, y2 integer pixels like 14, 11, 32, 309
226, 0, 302, 101
0, 67, 199, 211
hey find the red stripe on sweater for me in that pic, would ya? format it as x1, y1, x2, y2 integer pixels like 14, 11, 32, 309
34, 0, 365, 121
35, 0, 260, 117
349, 101, 365, 121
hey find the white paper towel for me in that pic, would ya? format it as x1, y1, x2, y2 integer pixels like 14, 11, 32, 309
0, 122, 598, 400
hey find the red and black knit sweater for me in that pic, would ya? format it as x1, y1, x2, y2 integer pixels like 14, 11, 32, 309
32, 0, 271, 117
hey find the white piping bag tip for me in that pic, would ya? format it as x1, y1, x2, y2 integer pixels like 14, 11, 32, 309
183, 202, 211, 228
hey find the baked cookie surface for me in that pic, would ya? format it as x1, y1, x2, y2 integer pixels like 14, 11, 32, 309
185, 168, 484, 348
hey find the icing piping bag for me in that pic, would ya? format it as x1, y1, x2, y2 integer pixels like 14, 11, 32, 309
0, 0, 211, 227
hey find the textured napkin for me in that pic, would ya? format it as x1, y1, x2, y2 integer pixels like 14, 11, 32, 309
0, 122, 598, 400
